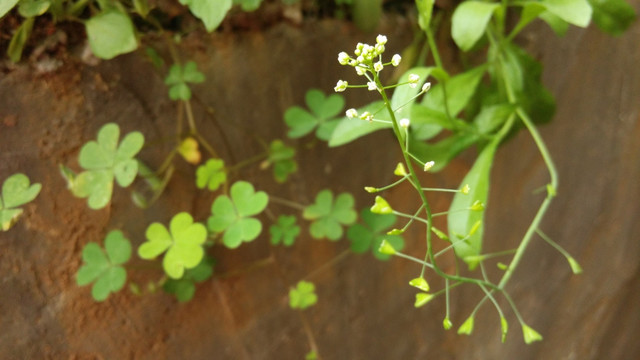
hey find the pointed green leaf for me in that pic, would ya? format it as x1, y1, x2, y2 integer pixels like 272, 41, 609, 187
589, 0, 636, 36
541, 0, 592, 27
452, 1, 499, 51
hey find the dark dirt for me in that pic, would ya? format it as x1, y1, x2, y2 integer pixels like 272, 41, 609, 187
1, 5, 640, 360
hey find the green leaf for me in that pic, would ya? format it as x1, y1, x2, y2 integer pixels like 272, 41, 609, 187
267, 140, 297, 183
207, 181, 268, 248
1, 173, 42, 231
7, 16, 34, 63
285, 89, 344, 141
347, 209, 403, 260
473, 104, 515, 135
589, 0, 637, 36
539, 11, 570, 36
423, 66, 486, 118
328, 101, 391, 147
541, 0, 592, 27
0, 0, 19, 18
408, 132, 479, 173
452, 1, 499, 51
303, 190, 357, 241
76, 230, 132, 301
138, 212, 207, 279
233, 0, 263, 11
409, 104, 450, 141
180, 0, 232, 32
289, 281, 317, 310
165, 61, 205, 101
448, 139, 500, 270
85, 11, 138, 60
270, 215, 300, 246
18, 0, 50, 17
196, 159, 226, 191
416, 0, 435, 30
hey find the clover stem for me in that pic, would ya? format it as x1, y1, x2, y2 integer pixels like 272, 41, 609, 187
227, 152, 268, 172
268, 195, 306, 211
301, 249, 351, 281
297, 310, 321, 360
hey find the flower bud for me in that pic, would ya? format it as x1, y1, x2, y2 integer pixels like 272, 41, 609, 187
376, 34, 388, 45
399, 118, 410, 128
346, 108, 358, 118
334, 80, 348, 92
391, 54, 401, 66
423, 161, 435, 171
338, 52, 349, 65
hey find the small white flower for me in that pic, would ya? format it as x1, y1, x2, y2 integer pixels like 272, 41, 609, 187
376, 34, 388, 45
422, 82, 431, 92
423, 161, 435, 171
367, 81, 378, 91
391, 54, 401, 67
334, 80, 348, 92
375, 44, 385, 55
349, 59, 357, 66
399, 118, 410, 128
338, 52, 350, 65
374, 61, 384, 72
355, 65, 367, 76
408, 73, 419, 88
357, 55, 365, 63
346, 108, 358, 118
359, 111, 373, 122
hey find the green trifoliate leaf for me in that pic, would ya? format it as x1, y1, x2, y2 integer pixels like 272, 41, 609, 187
196, 159, 226, 191
267, 140, 297, 183
270, 215, 300, 247
452, 1, 499, 51
72, 123, 144, 209
76, 230, 132, 301
522, 324, 543, 344
289, 281, 317, 310
303, 189, 356, 241
457, 315, 475, 335
138, 212, 207, 279
1, 173, 41, 231
165, 61, 205, 101
208, 181, 268, 248
85, 11, 138, 59
347, 209, 403, 260
163, 256, 214, 302
285, 89, 344, 141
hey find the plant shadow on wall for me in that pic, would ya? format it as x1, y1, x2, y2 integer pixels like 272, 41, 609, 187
1, 0, 637, 358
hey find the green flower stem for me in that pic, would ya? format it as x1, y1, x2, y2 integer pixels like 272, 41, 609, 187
497, 108, 558, 290
392, 210, 429, 225
502, 288, 526, 325
376, 73, 499, 291
269, 195, 307, 211
479, 284, 505, 321
374, 175, 410, 192
421, 187, 463, 193
393, 251, 434, 269
536, 229, 581, 273
445, 278, 451, 321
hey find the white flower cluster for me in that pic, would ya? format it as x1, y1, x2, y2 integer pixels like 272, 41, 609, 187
334, 34, 402, 93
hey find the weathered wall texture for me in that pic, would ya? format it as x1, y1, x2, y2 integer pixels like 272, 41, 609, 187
1, 8, 639, 360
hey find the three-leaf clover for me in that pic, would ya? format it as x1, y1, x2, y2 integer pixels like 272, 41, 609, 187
196, 159, 227, 191
208, 181, 269, 248
303, 189, 357, 240
289, 280, 318, 310
0, 173, 41, 231
347, 209, 404, 260
266, 140, 297, 183
138, 212, 207, 279
163, 256, 214, 302
270, 215, 300, 247
71, 123, 144, 209
285, 89, 345, 140
165, 61, 205, 100
76, 230, 132, 301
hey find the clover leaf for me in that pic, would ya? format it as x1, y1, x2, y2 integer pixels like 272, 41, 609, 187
163, 256, 214, 302
270, 215, 300, 247
138, 212, 207, 279
76, 230, 132, 301
285, 89, 344, 140
289, 280, 317, 310
208, 181, 269, 248
0, 173, 41, 231
85, 10, 138, 60
266, 140, 297, 183
347, 209, 404, 260
196, 159, 226, 191
165, 61, 205, 100
303, 189, 357, 241
71, 123, 144, 209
